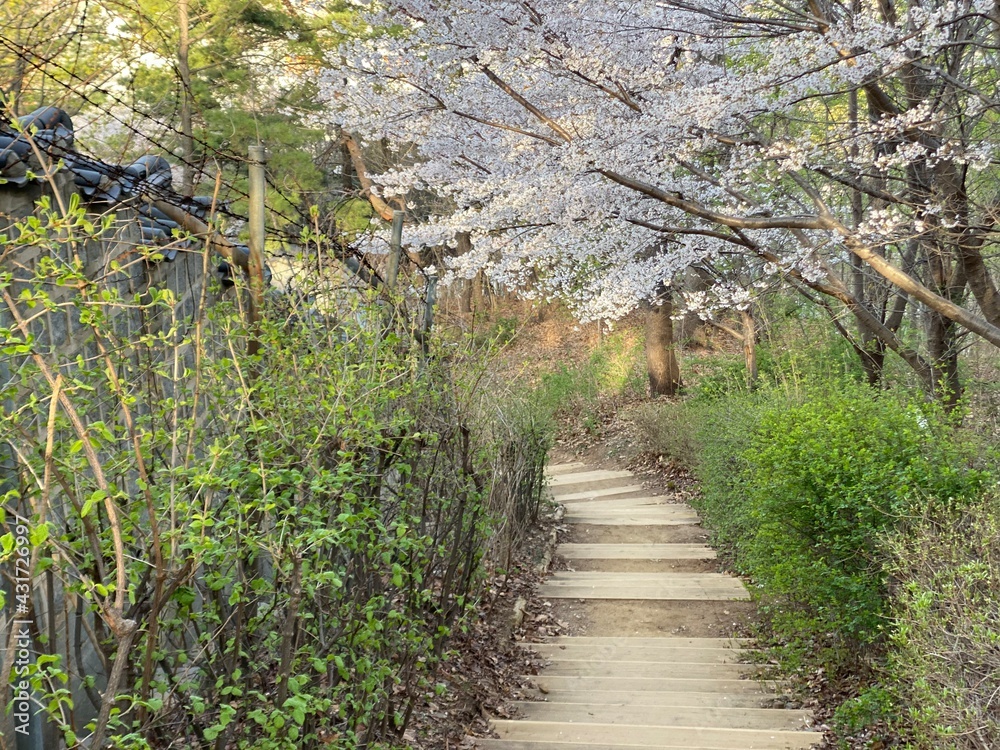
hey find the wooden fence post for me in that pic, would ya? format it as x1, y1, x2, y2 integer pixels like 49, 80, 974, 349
247, 144, 267, 355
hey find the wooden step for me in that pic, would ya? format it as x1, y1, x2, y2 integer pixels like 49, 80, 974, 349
529, 675, 779, 694
527, 643, 749, 665
559, 496, 675, 509
477, 742, 814, 750
557, 543, 717, 560
513, 690, 775, 708
563, 515, 701, 527
509, 703, 811, 731
477, 742, 815, 750
552, 485, 650, 501
547, 572, 737, 581
538, 573, 749, 600
546, 462, 589, 476
486, 720, 822, 748
537, 662, 759, 679
536, 635, 752, 649
548, 470, 634, 486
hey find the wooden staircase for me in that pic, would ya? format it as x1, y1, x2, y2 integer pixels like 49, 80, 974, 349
473, 462, 821, 750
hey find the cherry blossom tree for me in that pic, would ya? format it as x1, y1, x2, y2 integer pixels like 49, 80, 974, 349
320, 0, 1000, 400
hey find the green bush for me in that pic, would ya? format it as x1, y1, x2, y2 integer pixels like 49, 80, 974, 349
685, 381, 990, 670
0, 201, 549, 749
832, 686, 895, 739
679, 392, 766, 553
691, 334, 864, 402
741, 385, 987, 655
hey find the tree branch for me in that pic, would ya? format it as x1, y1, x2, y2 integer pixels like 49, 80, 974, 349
340, 132, 396, 221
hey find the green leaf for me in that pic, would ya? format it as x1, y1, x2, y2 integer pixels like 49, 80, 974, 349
30, 523, 49, 546
81, 490, 106, 518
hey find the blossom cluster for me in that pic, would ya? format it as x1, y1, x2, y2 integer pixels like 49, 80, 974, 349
318, 0, 1000, 321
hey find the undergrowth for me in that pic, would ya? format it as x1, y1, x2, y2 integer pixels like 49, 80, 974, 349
531, 327, 645, 437
0, 199, 550, 749
634, 337, 1000, 749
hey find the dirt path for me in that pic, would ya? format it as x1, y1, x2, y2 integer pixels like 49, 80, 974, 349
472, 461, 821, 750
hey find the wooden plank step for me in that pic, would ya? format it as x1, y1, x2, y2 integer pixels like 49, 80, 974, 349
563, 505, 697, 515
548, 572, 736, 581
509, 703, 811, 731
540, 575, 746, 589
530, 675, 778, 694
514, 690, 774, 708
546, 462, 589, 475
538, 579, 748, 590
477, 742, 815, 750
559, 496, 675, 509
562, 504, 693, 516
539, 583, 745, 592
563, 516, 702, 525
563, 516, 701, 527
538, 586, 749, 601
537, 662, 759, 679
477, 742, 813, 750
552, 485, 650, 501
527, 644, 749, 665
532, 637, 749, 648
548, 470, 634, 486
557, 543, 717, 560
536, 587, 749, 601
488, 720, 822, 748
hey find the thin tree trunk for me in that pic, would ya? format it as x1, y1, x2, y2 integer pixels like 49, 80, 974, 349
739, 309, 757, 386
678, 265, 712, 349
10, 56, 25, 115
459, 280, 473, 313
927, 311, 962, 407
645, 286, 681, 396
456, 233, 474, 313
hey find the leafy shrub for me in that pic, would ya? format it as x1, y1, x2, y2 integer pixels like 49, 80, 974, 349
686, 381, 989, 670
741, 384, 988, 661
0, 201, 549, 749
832, 686, 895, 739
684, 391, 769, 552
490, 316, 519, 346
886, 497, 1000, 749
691, 332, 863, 402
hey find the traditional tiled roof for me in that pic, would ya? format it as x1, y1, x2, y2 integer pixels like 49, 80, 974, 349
1, 106, 266, 283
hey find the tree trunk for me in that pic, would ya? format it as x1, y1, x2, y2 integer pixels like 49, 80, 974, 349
459, 279, 474, 313
927, 310, 962, 408
678, 266, 712, 349
456, 233, 474, 313
739, 309, 757, 386
340, 137, 355, 194
645, 287, 681, 396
